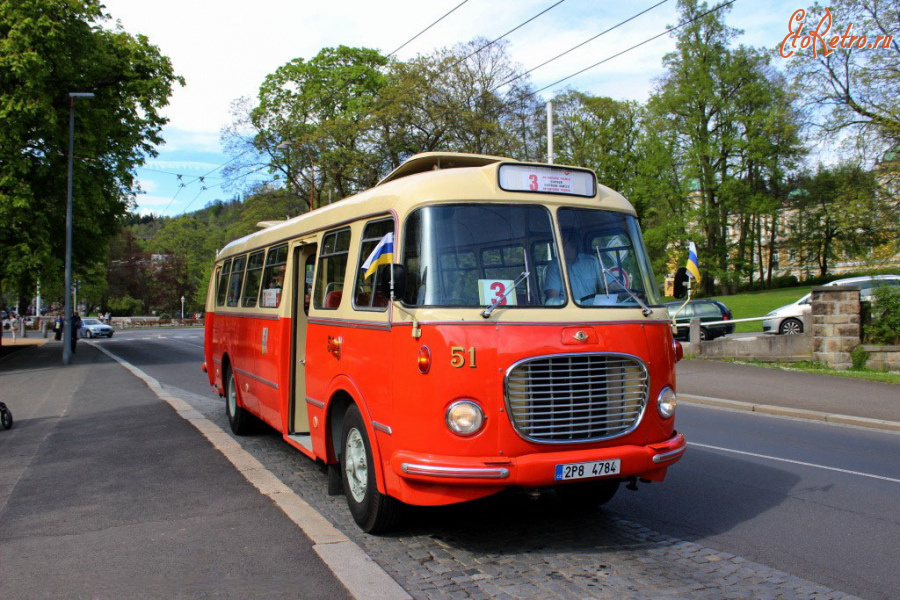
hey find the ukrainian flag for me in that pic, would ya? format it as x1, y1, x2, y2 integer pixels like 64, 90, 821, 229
686, 241, 701, 281
362, 232, 394, 279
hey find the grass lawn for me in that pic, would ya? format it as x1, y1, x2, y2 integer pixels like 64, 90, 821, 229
707, 287, 812, 333
725, 359, 900, 384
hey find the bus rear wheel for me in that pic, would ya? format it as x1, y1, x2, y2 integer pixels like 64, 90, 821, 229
340, 404, 401, 533
225, 365, 251, 436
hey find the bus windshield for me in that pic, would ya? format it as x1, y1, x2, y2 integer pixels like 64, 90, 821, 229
401, 204, 562, 307
556, 207, 660, 307
401, 204, 659, 308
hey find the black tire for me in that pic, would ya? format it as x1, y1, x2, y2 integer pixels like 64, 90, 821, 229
340, 404, 402, 533
699, 327, 709, 341
555, 479, 620, 508
86, 330, 93, 338
1, 407, 12, 430
780, 318, 803, 335
225, 365, 252, 435
108, 332, 114, 338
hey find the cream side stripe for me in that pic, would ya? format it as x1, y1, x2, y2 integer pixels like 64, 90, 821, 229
89, 341, 411, 600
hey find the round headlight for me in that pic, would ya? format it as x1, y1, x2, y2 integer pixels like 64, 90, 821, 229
446, 400, 485, 436
657, 387, 677, 419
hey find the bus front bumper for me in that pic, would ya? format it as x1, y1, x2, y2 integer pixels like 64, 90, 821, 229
392, 432, 686, 486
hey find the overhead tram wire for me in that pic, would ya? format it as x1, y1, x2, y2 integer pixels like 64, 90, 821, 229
494, 0, 669, 91
526, 0, 738, 98
154, 147, 258, 216
387, 0, 472, 57
342, 0, 569, 144
174, 162, 273, 217
438, 0, 568, 78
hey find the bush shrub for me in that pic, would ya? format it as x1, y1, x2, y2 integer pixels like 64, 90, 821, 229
850, 345, 870, 370
864, 285, 900, 345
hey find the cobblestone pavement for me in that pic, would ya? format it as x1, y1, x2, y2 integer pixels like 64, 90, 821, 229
169, 384, 858, 600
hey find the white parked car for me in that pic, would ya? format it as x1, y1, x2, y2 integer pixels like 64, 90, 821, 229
763, 275, 900, 335
79, 318, 114, 338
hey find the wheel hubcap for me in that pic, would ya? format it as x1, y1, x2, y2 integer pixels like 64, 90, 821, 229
227, 375, 236, 418
344, 428, 368, 503
783, 321, 801, 334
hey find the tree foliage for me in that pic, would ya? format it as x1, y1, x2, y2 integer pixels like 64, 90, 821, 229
785, 0, 900, 151
0, 0, 182, 302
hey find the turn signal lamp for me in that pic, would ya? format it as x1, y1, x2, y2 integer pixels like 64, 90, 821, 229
417, 346, 432, 374
673, 340, 684, 363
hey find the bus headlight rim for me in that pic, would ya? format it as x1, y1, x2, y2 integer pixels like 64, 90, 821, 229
657, 387, 677, 419
446, 400, 485, 436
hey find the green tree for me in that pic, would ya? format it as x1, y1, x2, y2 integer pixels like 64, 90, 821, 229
785, 163, 893, 276
785, 0, 900, 151
551, 91, 642, 197
648, 0, 803, 292
0, 0, 182, 305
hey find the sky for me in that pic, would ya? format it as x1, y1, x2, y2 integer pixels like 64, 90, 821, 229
99, 0, 793, 216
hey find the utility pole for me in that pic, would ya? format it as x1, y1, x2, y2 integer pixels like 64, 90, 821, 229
547, 101, 554, 165
63, 92, 94, 365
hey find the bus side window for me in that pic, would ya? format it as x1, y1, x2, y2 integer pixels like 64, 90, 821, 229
241, 250, 266, 308
216, 259, 232, 306
314, 228, 351, 310
353, 219, 394, 311
227, 255, 247, 307
259, 244, 288, 308
304, 253, 315, 315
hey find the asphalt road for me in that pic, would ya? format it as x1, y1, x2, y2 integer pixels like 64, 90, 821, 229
91, 328, 900, 599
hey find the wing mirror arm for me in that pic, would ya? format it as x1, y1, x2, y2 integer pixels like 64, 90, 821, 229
378, 264, 421, 339
670, 267, 693, 334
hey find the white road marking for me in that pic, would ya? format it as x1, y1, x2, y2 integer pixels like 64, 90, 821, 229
89, 341, 410, 600
690, 442, 900, 484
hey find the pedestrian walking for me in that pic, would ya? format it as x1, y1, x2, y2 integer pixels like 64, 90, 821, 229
70, 312, 82, 353
53, 315, 64, 341
10, 313, 19, 343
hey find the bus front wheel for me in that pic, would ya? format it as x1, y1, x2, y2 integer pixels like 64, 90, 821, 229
340, 404, 402, 533
225, 365, 251, 436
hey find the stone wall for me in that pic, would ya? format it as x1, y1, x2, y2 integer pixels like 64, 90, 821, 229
811, 285, 861, 370
861, 345, 900, 371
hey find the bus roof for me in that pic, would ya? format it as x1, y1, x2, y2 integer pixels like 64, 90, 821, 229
217, 152, 636, 260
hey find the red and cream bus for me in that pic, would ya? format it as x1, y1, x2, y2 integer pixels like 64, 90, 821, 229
203, 152, 686, 533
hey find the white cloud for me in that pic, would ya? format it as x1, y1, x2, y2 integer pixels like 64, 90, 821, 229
136, 178, 157, 193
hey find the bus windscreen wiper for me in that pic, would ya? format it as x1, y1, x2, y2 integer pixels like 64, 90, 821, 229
595, 248, 653, 317
481, 270, 529, 319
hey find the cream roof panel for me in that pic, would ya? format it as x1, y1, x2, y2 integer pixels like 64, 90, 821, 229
217, 153, 637, 260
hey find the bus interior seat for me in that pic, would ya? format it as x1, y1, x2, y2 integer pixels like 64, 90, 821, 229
324, 291, 342, 308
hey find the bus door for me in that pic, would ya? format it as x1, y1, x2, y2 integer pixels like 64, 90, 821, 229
290, 241, 317, 434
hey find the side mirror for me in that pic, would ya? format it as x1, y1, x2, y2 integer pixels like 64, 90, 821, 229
673, 267, 689, 299
377, 264, 407, 301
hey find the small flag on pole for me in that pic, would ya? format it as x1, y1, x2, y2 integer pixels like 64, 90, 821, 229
361, 232, 394, 279
686, 241, 701, 281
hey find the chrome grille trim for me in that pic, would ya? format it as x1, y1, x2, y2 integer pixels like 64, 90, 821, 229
504, 352, 649, 444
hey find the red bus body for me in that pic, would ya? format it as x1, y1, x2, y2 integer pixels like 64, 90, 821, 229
203, 153, 685, 530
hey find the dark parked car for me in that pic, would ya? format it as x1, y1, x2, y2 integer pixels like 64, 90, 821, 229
663, 299, 734, 341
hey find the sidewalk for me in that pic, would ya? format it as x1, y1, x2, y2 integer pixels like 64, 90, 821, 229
677, 359, 900, 432
0, 342, 352, 599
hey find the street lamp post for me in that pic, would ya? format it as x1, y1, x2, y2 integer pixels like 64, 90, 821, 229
62, 92, 94, 365
181, 295, 185, 321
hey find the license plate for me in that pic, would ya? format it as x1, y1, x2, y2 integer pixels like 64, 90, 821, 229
555, 459, 621, 481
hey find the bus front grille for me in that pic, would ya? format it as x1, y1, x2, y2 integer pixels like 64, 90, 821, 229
504, 353, 649, 443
